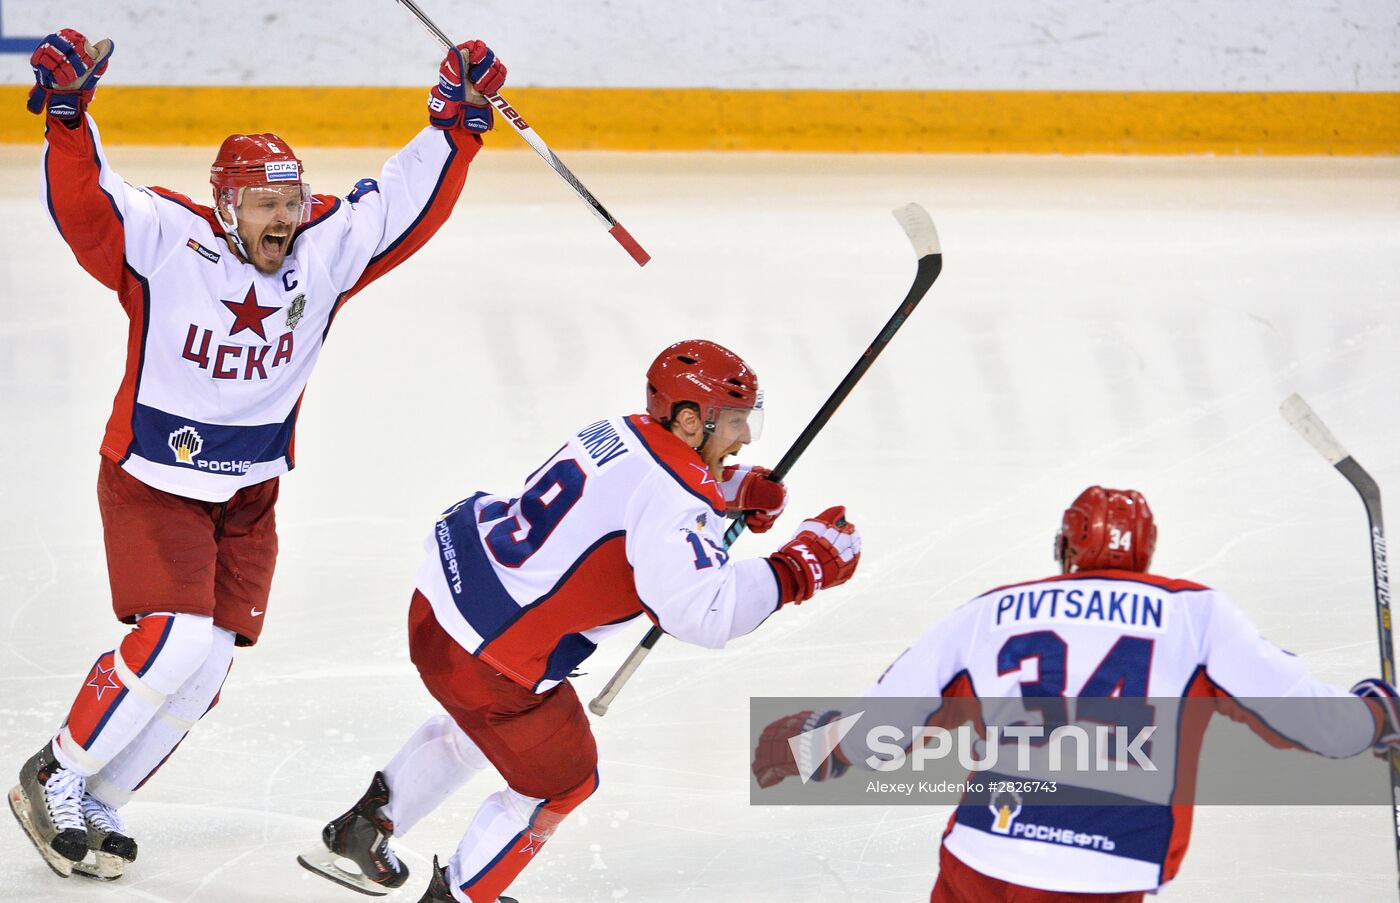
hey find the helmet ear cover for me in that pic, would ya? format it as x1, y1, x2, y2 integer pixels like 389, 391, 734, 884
1056, 486, 1157, 573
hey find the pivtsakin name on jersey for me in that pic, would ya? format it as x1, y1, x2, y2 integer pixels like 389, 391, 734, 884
181, 325, 294, 380
995, 586, 1165, 630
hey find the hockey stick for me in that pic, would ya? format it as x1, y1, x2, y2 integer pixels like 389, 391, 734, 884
588, 203, 943, 716
391, 0, 651, 267
1281, 393, 1400, 893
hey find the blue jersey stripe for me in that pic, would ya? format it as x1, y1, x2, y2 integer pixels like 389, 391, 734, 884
435, 495, 522, 648
955, 780, 1172, 864
128, 403, 297, 473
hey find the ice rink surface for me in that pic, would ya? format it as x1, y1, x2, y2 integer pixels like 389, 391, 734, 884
1, 140, 1398, 902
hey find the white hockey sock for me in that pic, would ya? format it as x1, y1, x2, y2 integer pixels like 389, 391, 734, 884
381, 715, 490, 835
87, 625, 234, 808
54, 613, 214, 777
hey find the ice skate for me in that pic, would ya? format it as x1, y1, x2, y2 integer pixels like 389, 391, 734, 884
417, 855, 518, 903
298, 771, 409, 896
71, 790, 137, 880
8, 741, 89, 877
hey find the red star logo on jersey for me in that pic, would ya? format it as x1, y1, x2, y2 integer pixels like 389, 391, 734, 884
221, 285, 281, 341
689, 463, 718, 489
86, 662, 122, 701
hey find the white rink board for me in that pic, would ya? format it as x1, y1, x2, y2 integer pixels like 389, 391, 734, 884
1, 0, 1398, 90
1, 146, 1399, 901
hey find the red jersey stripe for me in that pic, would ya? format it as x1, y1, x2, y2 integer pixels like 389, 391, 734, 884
43, 117, 127, 292
479, 534, 644, 690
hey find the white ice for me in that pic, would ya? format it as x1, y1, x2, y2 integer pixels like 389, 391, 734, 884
1, 143, 1398, 902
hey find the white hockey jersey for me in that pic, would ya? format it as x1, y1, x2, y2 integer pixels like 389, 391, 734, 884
415, 414, 783, 692
42, 114, 480, 502
845, 570, 1379, 894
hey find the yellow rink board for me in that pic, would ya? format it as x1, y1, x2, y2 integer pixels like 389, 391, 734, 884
1, 86, 1396, 154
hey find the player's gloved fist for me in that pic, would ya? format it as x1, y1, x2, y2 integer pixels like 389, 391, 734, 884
1351, 678, 1400, 757
719, 464, 787, 533
767, 505, 861, 605
462, 40, 507, 96
752, 710, 850, 789
428, 40, 506, 133
27, 29, 112, 119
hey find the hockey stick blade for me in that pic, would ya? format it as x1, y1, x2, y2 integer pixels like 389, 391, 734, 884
391, 0, 650, 266
894, 202, 941, 261
589, 204, 942, 717
1281, 393, 1349, 465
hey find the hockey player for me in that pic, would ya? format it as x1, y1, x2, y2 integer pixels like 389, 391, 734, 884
752, 486, 1400, 902
298, 339, 863, 902
9, 27, 509, 880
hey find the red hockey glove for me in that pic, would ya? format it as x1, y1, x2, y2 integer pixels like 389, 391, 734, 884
1352, 678, 1400, 757
719, 464, 787, 533
753, 710, 850, 789
767, 506, 861, 605
428, 40, 506, 133
27, 29, 112, 120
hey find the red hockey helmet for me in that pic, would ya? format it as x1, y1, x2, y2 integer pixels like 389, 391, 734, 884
1055, 486, 1157, 573
209, 133, 310, 226
646, 339, 762, 438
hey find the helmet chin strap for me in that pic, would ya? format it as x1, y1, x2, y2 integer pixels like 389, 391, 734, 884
214, 196, 251, 263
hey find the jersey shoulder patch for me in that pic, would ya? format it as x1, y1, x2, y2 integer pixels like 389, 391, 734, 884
346, 178, 380, 203
622, 414, 724, 514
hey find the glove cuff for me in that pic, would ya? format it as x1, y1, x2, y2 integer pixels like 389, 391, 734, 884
768, 552, 813, 605
462, 101, 493, 134
29, 87, 88, 121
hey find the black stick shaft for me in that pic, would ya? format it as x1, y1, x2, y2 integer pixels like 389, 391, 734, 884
1335, 458, 1400, 896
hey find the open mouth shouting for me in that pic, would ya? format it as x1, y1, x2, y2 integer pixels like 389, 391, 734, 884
255, 229, 291, 270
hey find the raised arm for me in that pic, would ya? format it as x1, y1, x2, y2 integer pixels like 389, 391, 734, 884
31, 30, 163, 295
311, 40, 507, 302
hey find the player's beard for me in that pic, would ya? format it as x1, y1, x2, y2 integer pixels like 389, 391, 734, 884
239, 222, 293, 274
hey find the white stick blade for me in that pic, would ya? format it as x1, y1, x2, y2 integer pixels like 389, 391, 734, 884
1281, 393, 1349, 465
892, 203, 940, 259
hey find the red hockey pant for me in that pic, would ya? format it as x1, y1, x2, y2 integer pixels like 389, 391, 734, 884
408, 592, 598, 901
932, 845, 1146, 903
99, 456, 278, 645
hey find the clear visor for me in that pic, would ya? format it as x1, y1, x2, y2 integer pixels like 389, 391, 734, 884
712, 401, 764, 446
231, 184, 311, 226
